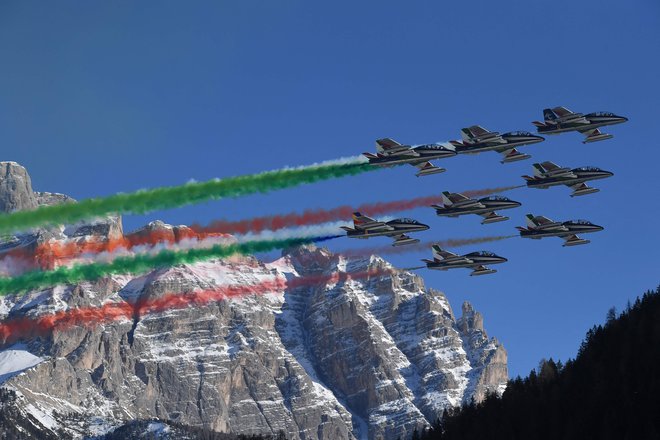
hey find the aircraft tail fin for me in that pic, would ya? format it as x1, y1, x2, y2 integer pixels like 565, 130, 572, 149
532, 162, 546, 177
525, 214, 540, 228
543, 108, 558, 121
352, 212, 377, 228
460, 127, 474, 141
441, 191, 453, 207
431, 244, 446, 260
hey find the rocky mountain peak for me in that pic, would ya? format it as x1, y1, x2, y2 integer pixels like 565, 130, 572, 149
0, 163, 509, 440
284, 243, 338, 274
458, 300, 484, 332
0, 161, 38, 213
0, 162, 122, 248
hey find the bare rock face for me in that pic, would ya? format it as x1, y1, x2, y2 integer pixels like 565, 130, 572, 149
0, 161, 38, 213
0, 242, 507, 440
0, 163, 508, 440
0, 163, 123, 269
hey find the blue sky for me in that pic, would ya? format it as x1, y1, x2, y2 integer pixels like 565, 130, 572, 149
1, 1, 658, 377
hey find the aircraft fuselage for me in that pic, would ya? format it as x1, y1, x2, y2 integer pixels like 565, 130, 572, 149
435, 198, 521, 217
366, 144, 456, 166
426, 255, 507, 271
527, 169, 613, 189
345, 221, 429, 239
519, 223, 603, 239
537, 115, 627, 135
454, 133, 544, 154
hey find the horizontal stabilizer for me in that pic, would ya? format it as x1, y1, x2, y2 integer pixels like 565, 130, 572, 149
531, 121, 546, 128
340, 226, 354, 232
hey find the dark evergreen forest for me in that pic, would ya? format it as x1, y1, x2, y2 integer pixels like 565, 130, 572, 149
416, 285, 660, 440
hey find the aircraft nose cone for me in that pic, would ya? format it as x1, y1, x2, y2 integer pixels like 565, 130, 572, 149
500, 257, 508, 263
594, 224, 604, 231
620, 116, 629, 122
604, 171, 614, 177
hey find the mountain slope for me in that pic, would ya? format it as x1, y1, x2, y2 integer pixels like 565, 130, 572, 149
422, 286, 660, 440
0, 162, 508, 440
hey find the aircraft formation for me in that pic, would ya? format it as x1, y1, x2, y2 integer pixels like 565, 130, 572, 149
346, 106, 627, 276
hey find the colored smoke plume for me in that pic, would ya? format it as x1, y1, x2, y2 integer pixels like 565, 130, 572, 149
194, 186, 522, 235
0, 158, 374, 235
0, 235, 338, 296
0, 266, 402, 345
0, 186, 518, 270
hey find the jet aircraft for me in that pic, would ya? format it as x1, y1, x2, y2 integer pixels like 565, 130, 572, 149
341, 212, 429, 246
431, 192, 521, 224
516, 214, 603, 246
422, 245, 507, 276
523, 161, 614, 197
532, 107, 628, 143
449, 125, 545, 163
363, 138, 457, 177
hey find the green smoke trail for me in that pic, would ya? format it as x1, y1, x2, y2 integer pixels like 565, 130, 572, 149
0, 161, 375, 235
0, 236, 322, 296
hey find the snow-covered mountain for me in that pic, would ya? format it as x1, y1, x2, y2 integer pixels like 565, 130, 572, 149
0, 162, 507, 440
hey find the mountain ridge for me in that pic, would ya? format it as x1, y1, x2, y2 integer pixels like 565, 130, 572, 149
0, 162, 508, 440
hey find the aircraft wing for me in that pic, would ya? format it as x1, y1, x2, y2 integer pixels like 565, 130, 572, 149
470, 265, 497, 276
552, 106, 576, 118
413, 161, 445, 177
540, 161, 562, 172
497, 147, 531, 163
392, 234, 420, 246
535, 215, 557, 226
447, 192, 471, 204
567, 182, 599, 197
376, 138, 402, 149
578, 128, 613, 143
352, 212, 389, 231
562, 234, 590, 247
467, 125, 492, 138
375, 138, 417, 156
478, 211, 508, 224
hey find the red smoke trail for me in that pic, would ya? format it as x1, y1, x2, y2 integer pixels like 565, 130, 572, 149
195, 186, 522, 235
1, 229, 231, 272
0, 267, 399, 345
0, 185, 520, 271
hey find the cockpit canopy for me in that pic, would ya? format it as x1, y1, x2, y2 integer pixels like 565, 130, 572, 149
466, 251, 498, 257
481, 196, 511, 201
574, 166, 603, 172
415, 144, 451, 151
506, 131, 534, 137
588, 111, 618, 117
565, 219, 594, 226
392, 218, 420, 224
